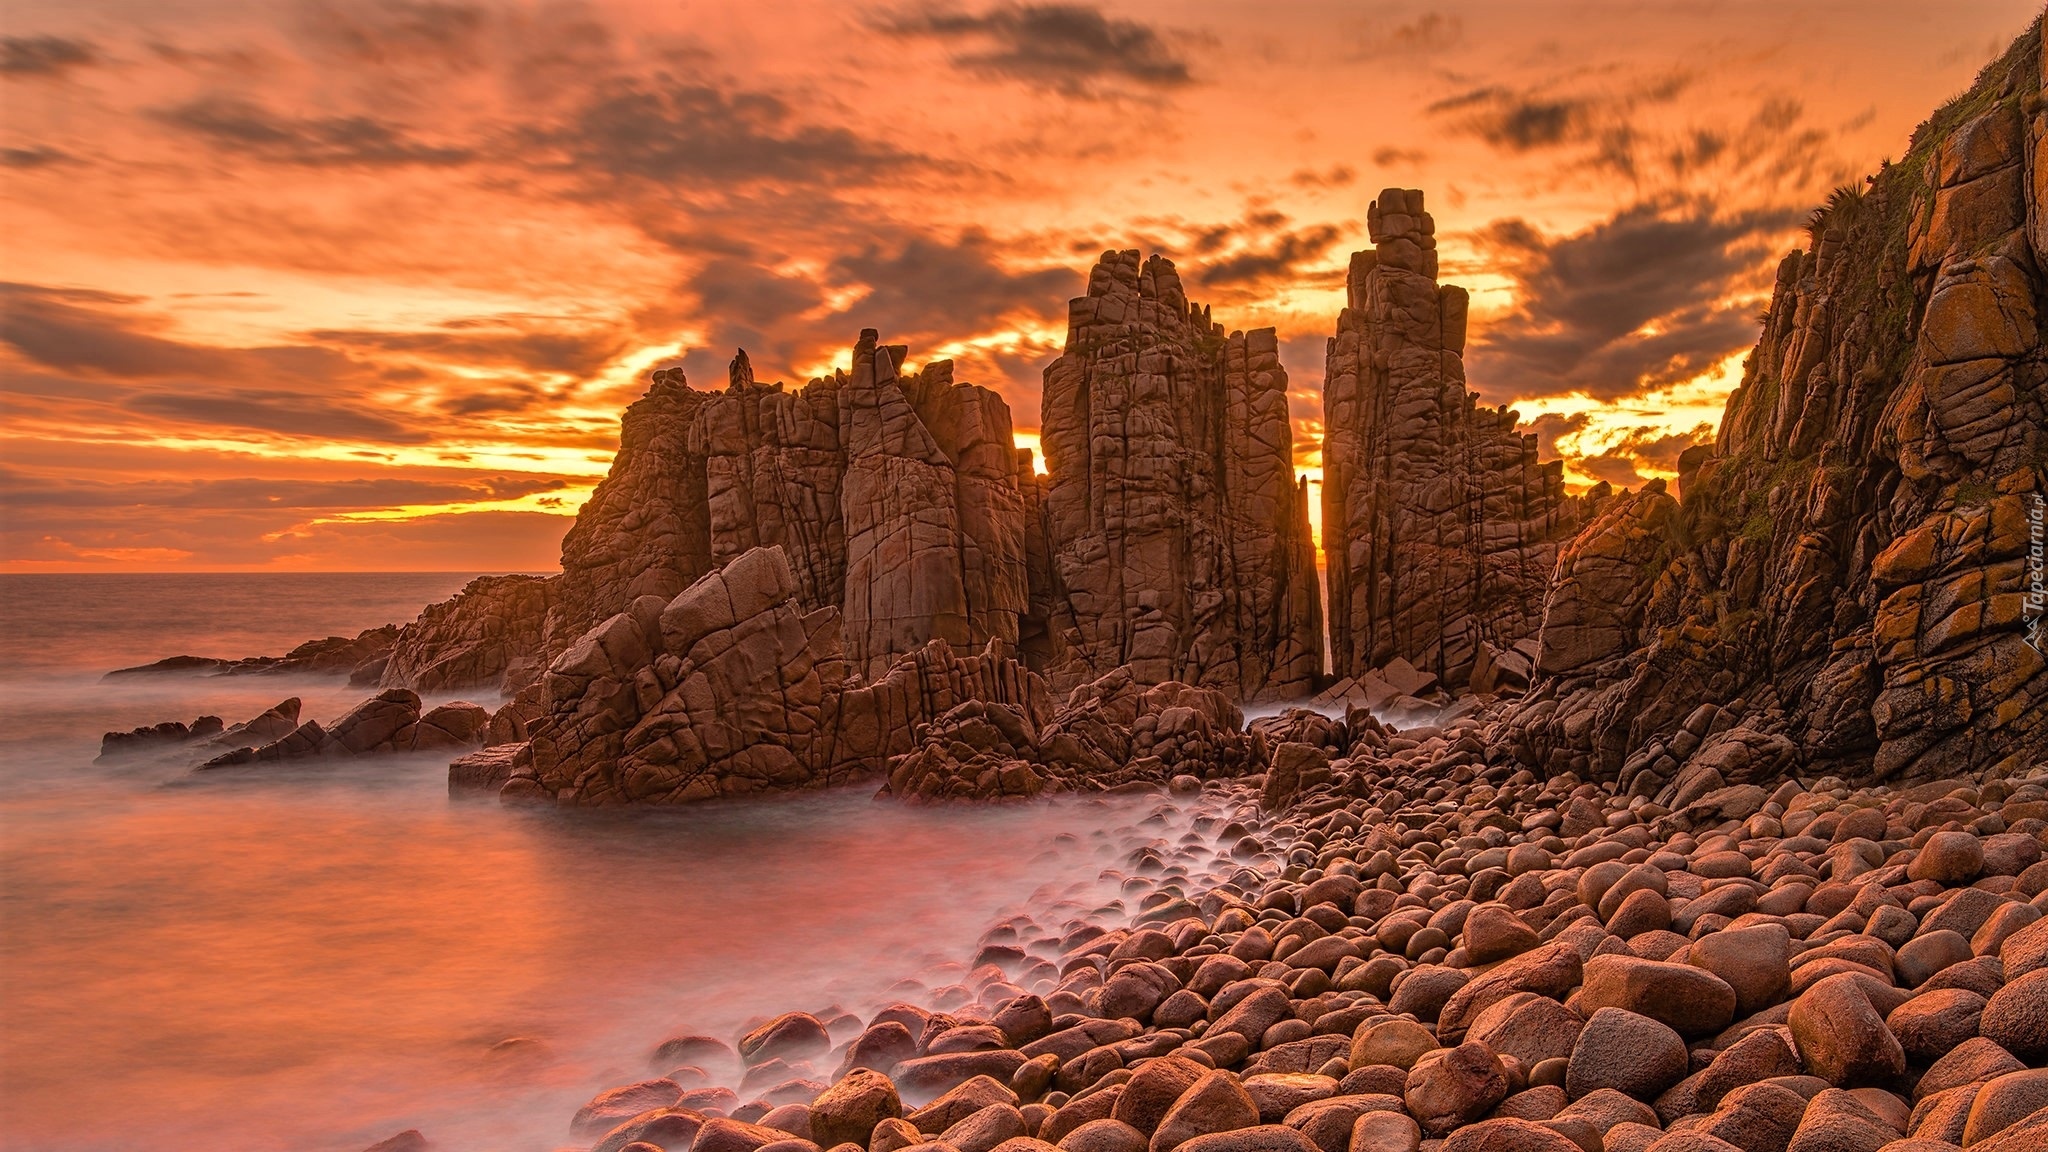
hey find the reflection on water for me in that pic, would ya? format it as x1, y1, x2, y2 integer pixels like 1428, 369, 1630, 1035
3, 745, 1200, 1151
0, 577, 1243, 1152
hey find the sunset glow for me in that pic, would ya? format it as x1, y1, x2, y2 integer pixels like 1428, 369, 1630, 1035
3, 0, 2039, 570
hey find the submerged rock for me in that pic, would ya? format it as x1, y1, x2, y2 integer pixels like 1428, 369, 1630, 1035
97, 714, 222, 759
198, 690, 489, 769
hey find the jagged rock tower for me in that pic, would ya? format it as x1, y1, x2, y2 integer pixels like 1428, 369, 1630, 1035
536, 333, 1030, 682
1037, 251, 1323, 701
1321, 188, 1586, 689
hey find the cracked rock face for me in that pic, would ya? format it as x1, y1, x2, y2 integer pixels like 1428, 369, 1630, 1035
839, 331, 1029, 679
1320, 188, 1587, 693
882, 670, 1262, 803
1037, 251, 1323, 703
380, 574, 554, 697
505, 545, 1052, 806
545, 371, 716, 665
1508, 25, 2048, 791
382, 332, 1033, 697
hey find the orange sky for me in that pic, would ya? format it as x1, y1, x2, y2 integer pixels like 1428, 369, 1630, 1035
2, 0, 2039, 571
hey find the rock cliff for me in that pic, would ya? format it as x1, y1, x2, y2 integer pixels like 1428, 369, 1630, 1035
1038, 251, 1323, 702
383, 331, 1034, 695
380, 574, 553, 695
492, 545, 1068, 805
183, 23, 2048, 804
1508, 24, 2048, 792
1321, 190, 1587, 692
544, 369, 716, 657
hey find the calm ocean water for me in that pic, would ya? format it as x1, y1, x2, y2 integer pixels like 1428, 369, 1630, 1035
0, 574, 1229, 1152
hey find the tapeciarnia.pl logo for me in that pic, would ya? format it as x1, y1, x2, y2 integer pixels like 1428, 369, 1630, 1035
2028, 493, 2045, 656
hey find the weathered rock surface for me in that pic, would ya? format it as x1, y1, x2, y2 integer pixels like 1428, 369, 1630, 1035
538, 695, 2048, 1152
367, 332, 1034, 700
882, 671, 1258, 803
103, 624, 398, 685
1507, 24, 2048, 789
1321, 189, 1586, 691
380, 574, 554, 696
497, 545, 1054, 805
98, 713, 223, 759
1037, 251, 1322, 702
197, 689, 489, 769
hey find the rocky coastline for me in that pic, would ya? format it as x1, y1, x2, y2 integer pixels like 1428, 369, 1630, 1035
385, 724, 2048, 1152
94, 18, 2048, 1152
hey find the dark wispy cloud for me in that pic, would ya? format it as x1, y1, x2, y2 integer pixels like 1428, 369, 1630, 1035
0, 283, 478, 444
873, 3, 1195, 98
1464, 199, 1794, 402
1201, 224, 1345, 288
0, 468, 567, 510
0, 145, 72, 168
1576, 451, 1645, 488
830, 229, 1073, 335
293, 0, 491, 69
669, 227, 1072, 386
151, 96, 476, 167
1, 35, 100, 78
307, 321, 626, 376
1289, 165, 1357, 189
1613, 423, 1714, 471
1180, 210, 1350, 292
1344, 12, 1463, 60
1431, 86, 1592, 150
1518, 411, 1589, 462
547, 76, 923, 187
122, 390, 435, 443
1426, 73, 1852, 197
2, 283, 256, 379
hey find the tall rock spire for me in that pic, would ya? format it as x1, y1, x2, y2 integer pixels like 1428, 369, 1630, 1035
1037, 251, 1323, 700
1321, 188, 1585, 689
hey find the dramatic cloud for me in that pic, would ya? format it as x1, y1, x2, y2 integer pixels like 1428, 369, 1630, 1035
1, 146, 72, 168
1464, 199, 1795, 402
1519, 412, 1590, 463
548, 76, 924, 187
1289, 165, 1357, 189
829, 229, 1073, 337
122, 391, 434, 444
292, 0, 491, 69
1576, 451, 1646, 488
3, 0, 2029, 568
0, 469, 568, 510
1199, 220, 1347, 289
0, 35, 100, 78
874, 3, 1195, 97
0, 283, 593, 445
152, 96, 477, 167
1, 283, 285, 381
668, 229, 1071, 391
1344, 13, 1463, 60
306, 322, 626, 376
0, 283, 403, 390
1427, 71, 1697, 161
1146, 209, 1354, 295
1613, 422, 1715, 472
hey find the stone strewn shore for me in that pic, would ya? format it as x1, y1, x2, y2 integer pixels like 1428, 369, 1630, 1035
384, 718, 2048, 1152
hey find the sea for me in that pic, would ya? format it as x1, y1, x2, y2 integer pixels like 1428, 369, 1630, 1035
0, 574, 1233, 1152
